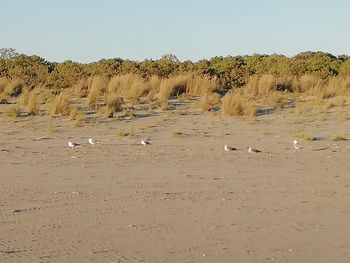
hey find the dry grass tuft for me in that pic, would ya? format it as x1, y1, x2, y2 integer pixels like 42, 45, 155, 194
158, 76, 188, 102
197, 93, 221, 111
297, 75, 323, 93
147, 76, 161, 102
329, 134, 347, 141
87, 76, 106, 109
4, 80, 23, 97
74, 78, 89, 98
47, 92, 71, 116
5, 106, 21, 118
69, 106, 78, 121
18, 88, 30, 106
69, 106, 86, 124
324, 76, 350, 98
0, 78, 10, 94
186, 74, 218, 96
0, 93, 9, 104
69, 107, 86, 125
323, 96, 347, 112
261, 93, 291, 110
222, 91, 256, 118
104, 96, 124, 118
26, 90, 41, 115
245, 75, 276, 96
173, 131, 183, 137
258, 74, 276, 95
222, 92, 245, 116
116, 130, 130, 137
107, 74, 148, 101
47, 121, 57, 133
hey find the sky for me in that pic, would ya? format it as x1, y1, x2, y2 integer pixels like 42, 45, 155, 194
1, 0, 349, 63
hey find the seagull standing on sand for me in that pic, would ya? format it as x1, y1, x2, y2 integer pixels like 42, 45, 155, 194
140, 138, 151, 146
293, 140, 303, 150
224, 145, 237, 151
67, 141, 82, 150
247, 146, 261, 153
88, 138, 100, 147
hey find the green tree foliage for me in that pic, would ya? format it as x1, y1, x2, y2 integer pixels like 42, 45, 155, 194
290, 52, 340, 78
85, 58, 123, 78
46, 61, 84, 89
6, 55, 51, 89
208, 56, 246, 89
0, 48, 349, 92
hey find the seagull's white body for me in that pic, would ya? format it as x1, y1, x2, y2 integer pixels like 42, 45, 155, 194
293, 140, 303, 150
247, 146, 261, 153
224, 145, 236, 151
88, 138, 100, 147
141, 138, 151, 146
67, 141, 82, 149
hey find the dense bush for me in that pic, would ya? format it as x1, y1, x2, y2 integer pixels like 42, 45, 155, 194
0, 50, 349, 92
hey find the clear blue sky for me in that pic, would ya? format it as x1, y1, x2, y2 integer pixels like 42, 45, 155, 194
1, 0, 349, 63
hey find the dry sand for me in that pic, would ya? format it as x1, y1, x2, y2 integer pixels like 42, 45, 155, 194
1, 106, 350, 262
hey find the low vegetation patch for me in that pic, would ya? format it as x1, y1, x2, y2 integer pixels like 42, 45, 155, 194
47, 92, 71, 116
292, 131, 315, 141
329, 134, 347, 141
5, 106, 21, 118
222, 91, 256, 121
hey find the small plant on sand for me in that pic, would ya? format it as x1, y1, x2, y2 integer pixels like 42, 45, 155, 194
329, 135, 347, 141
292, 131, 315, 141
157, 98, 169, 110
294, 100, 318, 115
69, 106, 85, 125
75, 112, 86, 123
47, 121, 57, 133
116, 130, 130, 137
5, 106, 21, 118
172, 131, 184, 137
69, 106, 79, 121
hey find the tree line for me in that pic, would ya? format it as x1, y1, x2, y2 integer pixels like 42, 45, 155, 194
1, 48, 350, 92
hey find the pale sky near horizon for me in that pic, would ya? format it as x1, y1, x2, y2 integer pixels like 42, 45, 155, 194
1, 0, 349, 63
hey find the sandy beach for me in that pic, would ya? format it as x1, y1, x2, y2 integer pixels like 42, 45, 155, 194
1, 105, 350, 263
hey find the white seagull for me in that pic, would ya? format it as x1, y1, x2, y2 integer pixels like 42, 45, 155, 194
224, 145, 237, 151
88, 138, 100, 147
247, 146, 261, 153
67, 141, 82, 150
140, 138, 151, 146
293, 140, 303, 150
